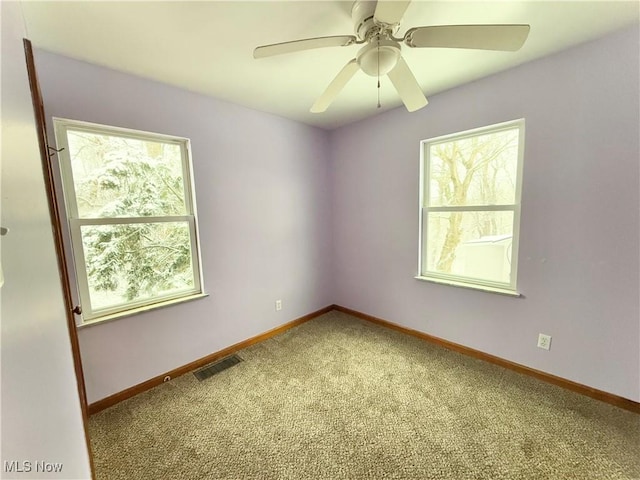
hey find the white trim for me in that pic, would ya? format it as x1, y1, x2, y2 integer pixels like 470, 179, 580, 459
69, 219, 91, 318
426, 204, 517, 213
509, 122, 526, 292
417, 141, 426, 277
52, 117, 187, 145
78, 293, 209, 328
85, 285, 203, 321
414, 276, 521, 297
418, 118, 525, 292
182, 141, 206, 293
71, 216, 192, 226
53, 118, 205, 324
423, 119, 524, 147
54, 120, 81, 219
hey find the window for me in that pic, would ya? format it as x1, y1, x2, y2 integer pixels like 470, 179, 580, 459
417, 119, 524, 295
54, 119, 204, 323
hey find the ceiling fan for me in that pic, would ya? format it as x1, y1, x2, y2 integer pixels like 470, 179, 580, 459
253, 0, 530, 113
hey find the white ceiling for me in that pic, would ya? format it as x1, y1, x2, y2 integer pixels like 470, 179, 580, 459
21, 1, 639, 130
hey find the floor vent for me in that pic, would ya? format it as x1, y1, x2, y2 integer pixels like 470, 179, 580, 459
194, 355, 243, 381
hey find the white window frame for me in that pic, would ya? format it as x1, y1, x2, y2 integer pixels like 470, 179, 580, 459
417, 119, 525, 296
54, 118, 205, 324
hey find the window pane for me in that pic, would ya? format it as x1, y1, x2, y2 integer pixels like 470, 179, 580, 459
428, 128, 519, 207
66, 130, 186, 218
425, 211, 514, 284
80, 222, 195, 311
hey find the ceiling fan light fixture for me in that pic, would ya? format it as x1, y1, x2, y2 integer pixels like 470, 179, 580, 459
254, 0, 532, 113
356, 39, 401, 76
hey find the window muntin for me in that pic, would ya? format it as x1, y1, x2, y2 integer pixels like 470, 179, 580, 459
419, 120, 524, 292
54, 119, 203, 323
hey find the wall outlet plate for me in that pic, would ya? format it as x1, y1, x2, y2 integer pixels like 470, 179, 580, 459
275, 300, 282, 311
537, 333, 552, 350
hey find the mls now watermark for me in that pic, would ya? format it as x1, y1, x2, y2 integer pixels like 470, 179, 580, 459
4, 460, 64, 473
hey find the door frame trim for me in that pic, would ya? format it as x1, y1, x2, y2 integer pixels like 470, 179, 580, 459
23, 38, 96, 479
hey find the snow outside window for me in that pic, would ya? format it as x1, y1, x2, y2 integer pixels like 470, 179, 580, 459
54, 118, 204, 324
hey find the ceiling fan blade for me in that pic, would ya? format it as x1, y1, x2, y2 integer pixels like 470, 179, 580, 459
404, 24, 530, 51
387, 57, 428, 112
254, 35, 357, 59
311, 59, 360, 113
374, 0, 412, 25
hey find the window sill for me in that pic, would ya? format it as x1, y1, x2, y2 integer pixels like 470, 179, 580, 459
78, 292, 209, 328
414, 276, 521, 297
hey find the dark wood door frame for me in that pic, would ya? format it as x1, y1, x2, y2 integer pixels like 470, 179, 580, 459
23, 38, 96, 479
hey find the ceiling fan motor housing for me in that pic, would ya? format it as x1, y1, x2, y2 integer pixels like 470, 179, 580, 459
352, 1, 377, 39
352, 1, 402, 77
352, 1, 399, 39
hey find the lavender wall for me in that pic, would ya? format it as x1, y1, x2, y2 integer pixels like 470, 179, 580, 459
35, 25, 639, 405
330, 26, 640, 402
35, 51, 333, 404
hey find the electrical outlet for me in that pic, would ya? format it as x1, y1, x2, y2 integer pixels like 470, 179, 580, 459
537, 333, 552, 350
275, 299, 282, 311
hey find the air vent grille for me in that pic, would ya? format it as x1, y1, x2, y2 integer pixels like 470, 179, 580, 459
194, 355, 243, 381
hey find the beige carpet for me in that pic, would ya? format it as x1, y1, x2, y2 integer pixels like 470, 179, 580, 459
89, 311, 640, 479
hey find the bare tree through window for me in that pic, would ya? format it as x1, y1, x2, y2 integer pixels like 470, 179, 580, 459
420, 121, 524, 290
